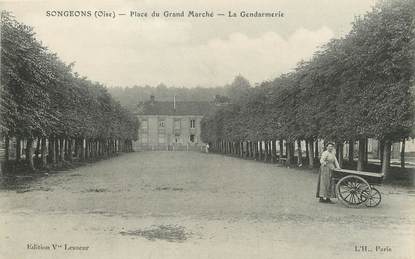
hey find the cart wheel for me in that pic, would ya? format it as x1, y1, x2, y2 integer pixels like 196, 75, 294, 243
362, 187, 382, 207
336, 175, 371, 208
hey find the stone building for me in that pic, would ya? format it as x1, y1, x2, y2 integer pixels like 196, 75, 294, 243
133, 96, 212, 151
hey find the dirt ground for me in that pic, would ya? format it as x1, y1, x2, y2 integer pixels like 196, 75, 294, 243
0, 151, 414, 259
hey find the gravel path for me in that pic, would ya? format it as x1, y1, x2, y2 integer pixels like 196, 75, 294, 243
0, 151, 414, 259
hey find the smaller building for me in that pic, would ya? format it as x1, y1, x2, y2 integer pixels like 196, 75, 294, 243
134, 96, 212, 151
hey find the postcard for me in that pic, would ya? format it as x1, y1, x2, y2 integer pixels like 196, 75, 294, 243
0, 0, 414, 258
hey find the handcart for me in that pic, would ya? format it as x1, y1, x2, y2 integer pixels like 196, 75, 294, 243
331, 168, 383, 208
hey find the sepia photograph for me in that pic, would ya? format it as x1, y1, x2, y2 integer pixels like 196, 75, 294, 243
0, 0, 414, 258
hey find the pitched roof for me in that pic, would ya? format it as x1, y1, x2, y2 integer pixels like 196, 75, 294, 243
136, 101, 213, 116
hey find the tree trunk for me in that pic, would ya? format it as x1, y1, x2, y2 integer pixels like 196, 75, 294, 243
286, 142, 292, 166
49, 137, 56, 165
357, 138, 365, 171
271, 140, 276, 163
35, 137, 41, 162
308, 140, 314, 168
91, 140, 94, 158
65, 138, 70, 160
60, 138, 65, 162
26, 138, 34, 171
5, 134, 9, 162
240, 142, 243, 157
80, 138, 84, 158
80, 138, 85, 161
74, 139, 79, 158
364, 138, 368, 167
264, 141, 269, 162
250, 142, 254, 159
259, 141, 263, 161
382, 140, 392, 180
64, 138, 68, 160
54, 138, 59, 163
348, 140, 354, 162
94, 140, 98, 158
55, 138, 59, 162
91, 140, 94, 157
41, 137, 47, 168
255, 141, 261, 160
314, 140, 319, 158
379, 140, 384, 166
87, 139, 90, 159
90, 140, 94, 158
16, 137, 21, 162
291, 142, 296, 164
400, 139, 405, 168
337, 143, 344, 168
305, 140, 309, 162
279, 140, 284, 159
97, 141, 100, 157
68, 139, 73, 162
297, 140, 302, 165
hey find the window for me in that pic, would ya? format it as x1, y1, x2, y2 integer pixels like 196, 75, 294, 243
159, 120, 165, 128
190, 119, 195, 129
174, 119, 181, 129
141, 134, 148, 144
174, 133, 181, 143
190, 134, 195, 143
141, 119, 148, 130
158, 133, 165, 144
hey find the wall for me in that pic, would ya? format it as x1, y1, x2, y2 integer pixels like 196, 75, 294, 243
134, 115, 204, 151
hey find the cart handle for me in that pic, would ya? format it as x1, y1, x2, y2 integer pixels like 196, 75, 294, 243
332, 168, 384, 178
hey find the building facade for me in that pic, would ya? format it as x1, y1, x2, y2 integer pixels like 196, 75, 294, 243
133, 96, 212, 151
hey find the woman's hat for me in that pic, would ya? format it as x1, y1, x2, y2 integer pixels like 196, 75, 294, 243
325, 142, 335, 147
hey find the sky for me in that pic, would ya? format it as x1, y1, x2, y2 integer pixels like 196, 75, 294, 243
1, 0, 378, 88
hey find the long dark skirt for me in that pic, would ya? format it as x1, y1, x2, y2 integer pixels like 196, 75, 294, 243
316, 165, 335, 198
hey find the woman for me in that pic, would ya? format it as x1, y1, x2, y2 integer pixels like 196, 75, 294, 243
316, 142, 340, 203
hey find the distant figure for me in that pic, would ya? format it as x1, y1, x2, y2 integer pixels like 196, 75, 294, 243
316, 142, 340, 203
205, 143, 210, 153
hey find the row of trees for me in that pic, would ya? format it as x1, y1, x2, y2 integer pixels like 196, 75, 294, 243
201, 0, 415, 178
0, 12, 139, 172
